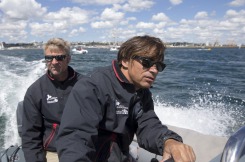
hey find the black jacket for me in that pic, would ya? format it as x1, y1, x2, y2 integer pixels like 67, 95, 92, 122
57, 61, 182, 162
21, 66, 82, 162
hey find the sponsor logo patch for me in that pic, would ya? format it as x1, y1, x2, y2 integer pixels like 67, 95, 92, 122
115, 99, 128, 115
47, 94, 58, 104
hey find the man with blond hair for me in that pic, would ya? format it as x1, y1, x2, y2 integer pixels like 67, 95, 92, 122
22, 38, 82, 162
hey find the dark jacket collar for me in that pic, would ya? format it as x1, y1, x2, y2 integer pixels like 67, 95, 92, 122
112, 60, 130, 83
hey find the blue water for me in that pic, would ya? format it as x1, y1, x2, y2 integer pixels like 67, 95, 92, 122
0, 47, 244, 150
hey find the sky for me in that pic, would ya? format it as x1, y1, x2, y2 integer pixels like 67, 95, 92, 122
0, 0, 244, 45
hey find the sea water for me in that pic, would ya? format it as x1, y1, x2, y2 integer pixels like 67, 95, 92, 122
0, 47, 244, 150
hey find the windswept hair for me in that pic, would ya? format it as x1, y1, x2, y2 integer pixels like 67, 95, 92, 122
43, 38, 70, 55
117, 35, 166, 64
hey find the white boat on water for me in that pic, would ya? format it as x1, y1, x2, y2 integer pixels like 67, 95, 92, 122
0, 42, 4, 50
197, 47, 212, 51
71, 46, 88, 54
109, 45, 120, 51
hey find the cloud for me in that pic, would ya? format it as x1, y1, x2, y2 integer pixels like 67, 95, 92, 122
153, 28, 165, 35
44, 7, 89, 25
0, 0, 46, 20
71, 0, 125, 5
69, 27, 86, 37
169, 0, 183, 5
90, 8, 124, 29
228, 0, 245, 7
0, 0, 244, 44
224, 9, 245, 27
194, 11, 209, 19
91, 21, 114, 28
27, 7, 91, 38
135, 22, 155, 28
120, 0, 155, 12
223, 9, 245, 30
29, 22, 57, 37
101, 8, 124, 20
152, 13, 170, 21
0, 21, 27, 41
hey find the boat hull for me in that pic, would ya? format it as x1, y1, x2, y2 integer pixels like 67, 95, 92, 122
1, 101, 244, 162
72, 50, 88, 54
1, 125, 245, 162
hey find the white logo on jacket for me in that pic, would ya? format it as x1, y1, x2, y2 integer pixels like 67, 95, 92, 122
47, 94, 58, 104
115, 99, 128, 114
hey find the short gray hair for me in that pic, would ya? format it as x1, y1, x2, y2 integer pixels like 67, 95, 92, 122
43, 38, 70, 55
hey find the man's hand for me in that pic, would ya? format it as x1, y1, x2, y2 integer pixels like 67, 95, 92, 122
160, 139, 196, 162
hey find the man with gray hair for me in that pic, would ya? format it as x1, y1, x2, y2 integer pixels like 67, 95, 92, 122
21, 38, 82, 162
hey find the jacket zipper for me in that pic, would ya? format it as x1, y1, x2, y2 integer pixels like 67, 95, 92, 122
43, 123, 57, 150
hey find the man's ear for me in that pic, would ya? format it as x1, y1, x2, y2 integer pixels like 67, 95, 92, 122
67, 55, 71, 64
121, 59, 129, 69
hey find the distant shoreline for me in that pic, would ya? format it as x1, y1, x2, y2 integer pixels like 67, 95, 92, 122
1, 41, 244, 50
0, 45, 243, 50
165, 46, 244, 49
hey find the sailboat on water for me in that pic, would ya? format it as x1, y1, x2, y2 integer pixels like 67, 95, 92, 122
0, 42, 4, 50
109, 30, 120, 51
